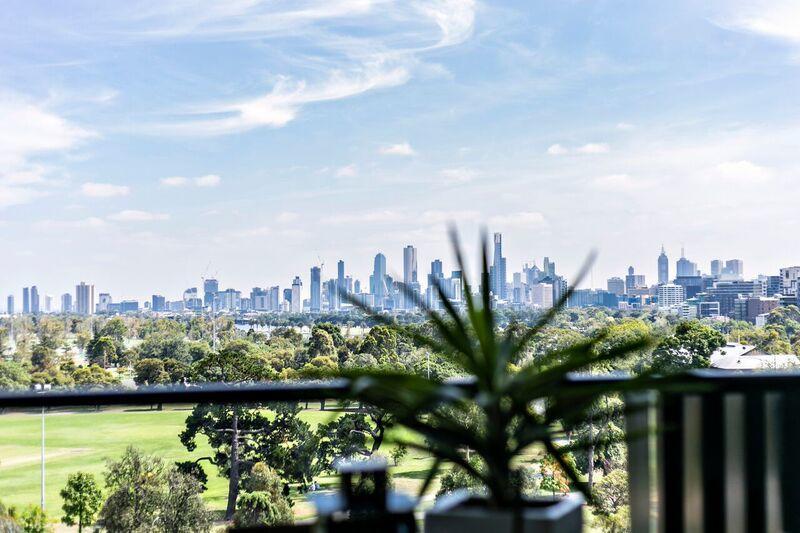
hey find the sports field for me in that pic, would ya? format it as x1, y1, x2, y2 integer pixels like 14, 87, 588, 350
0, 405, 436, 521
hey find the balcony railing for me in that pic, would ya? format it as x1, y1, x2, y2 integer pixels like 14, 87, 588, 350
1, 371, 799, 532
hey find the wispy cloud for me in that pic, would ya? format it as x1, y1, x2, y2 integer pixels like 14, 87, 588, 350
0, 185, 46, 208
714, 1, 800, 44
379, 142, 416, 156
335, 164, 358, 178
108, 209, 169, 222
80, 182, 130, 197
134, 0, 476, 135
712, 160, 772, 183
548, 142, 610, 155
440, 167, 477, 184
160, 174, 221, 187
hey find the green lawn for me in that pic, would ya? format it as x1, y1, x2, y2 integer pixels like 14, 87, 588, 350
0, 405, 437, 522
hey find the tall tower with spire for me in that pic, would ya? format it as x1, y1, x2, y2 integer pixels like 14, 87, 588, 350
658, 245, 669, 285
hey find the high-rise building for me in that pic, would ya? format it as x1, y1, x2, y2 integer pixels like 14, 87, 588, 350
371, 253, 388, 308
183, 288, 202, 310
543, 257, 556, 278
250, 287, 268, 310
531, 283, 554, 309
44, 294, 52, 313
625, 267, 646, 292
335, 260, 346, 309
607, 277, 625, 296
490, 233, 507, 299
61, 293, 72, 313
30, 286, 40, 314
710, 260, 723, 277
658, 246, 669, 285
310, 266, 321, 313
291, 276, 303, 313
707, 280, 765, 317
676, 248, 698, 277
779, 267, 800, 296
75, 282, 95, 315
151, 294, 166, 312
402, 245, 420, 309
724, 259, 744, 279
22, 287, 30, 314
6, 295, 14, 315
203, 278, 219, 308
658, 283, 686, 309
283, 287, 293, 308
98, 293, 112, 313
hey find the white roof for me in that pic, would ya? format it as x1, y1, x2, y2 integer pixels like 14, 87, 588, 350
710, 343, 799, 370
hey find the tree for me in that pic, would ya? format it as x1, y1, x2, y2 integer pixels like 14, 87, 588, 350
390, 444, 407, 466
86, 336, 117, 368
234, 464, 293, 529
60, 472, 102, 533
30, 344, 56, 371
540, 453, 576, 496
0, 499, 22, 532
593, 469, 629, 516
138, 333, 190, 364
158, 470, 212, 533
19, 505, 49, 533
133, 358, 170, 386
71, 365, 119, 388
99, 447, 165, 532
181, 340, 276, 520
98, 317, 127, 342
650, 320, 726, 373
0, 360, 30, 390
306, 329, 336, 360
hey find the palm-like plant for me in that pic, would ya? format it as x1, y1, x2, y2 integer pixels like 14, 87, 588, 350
344, 230, 652, 509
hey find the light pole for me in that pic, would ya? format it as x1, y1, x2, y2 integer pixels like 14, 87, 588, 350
34, 383, 51, 510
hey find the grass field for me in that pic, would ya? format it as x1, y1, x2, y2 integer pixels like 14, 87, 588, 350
0, 404, 439, 524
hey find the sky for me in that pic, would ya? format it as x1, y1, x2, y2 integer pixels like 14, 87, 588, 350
2, 0, 800, 304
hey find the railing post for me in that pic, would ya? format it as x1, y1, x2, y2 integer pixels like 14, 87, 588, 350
659, 392, 685, 533
700, 393, 725, 532
743, 392, 765, 533
626, 391, 655, 533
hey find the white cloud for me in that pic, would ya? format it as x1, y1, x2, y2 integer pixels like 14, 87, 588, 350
547, 144, 568, 155
335, 164, 358, 178
194, 174, 221, 187
130, 0, 476, 135
440, 167, 477, 184
0, 185, 46, 208
108, 209, 170, 222
160, 176, 189, 187
547, 143, 609, 155
379, 142, 416, 156
276, 211, 299, 223
591, 173, 647, 191
713, 160, 772, 183
715, 1, 800, 44
80, 182, 131, 197
576, 143, 610, 154
616, 122, 635, 130
488, 211, 547, 228
160, 174, 221, 187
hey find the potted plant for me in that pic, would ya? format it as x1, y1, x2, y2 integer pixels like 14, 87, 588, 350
344, 230, 652, 533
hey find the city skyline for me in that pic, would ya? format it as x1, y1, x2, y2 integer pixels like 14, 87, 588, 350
3, 236, 794, 313
2, 1, 800, 298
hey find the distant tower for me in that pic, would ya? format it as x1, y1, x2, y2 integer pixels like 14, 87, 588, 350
658, 246, 669, 285
290, 276, 302, 313
30, 286, 40, 314
310, 267, 321, 313
22, 287, 30, 314
75, 282, 95, 315
371, 253, 388, 307
491, 233, 507, 299
6, 295, 14, 315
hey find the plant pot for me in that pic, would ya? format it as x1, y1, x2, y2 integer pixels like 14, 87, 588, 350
424, 491, 583, 533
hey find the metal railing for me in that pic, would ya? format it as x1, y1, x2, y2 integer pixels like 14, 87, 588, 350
2, 371, 799, 532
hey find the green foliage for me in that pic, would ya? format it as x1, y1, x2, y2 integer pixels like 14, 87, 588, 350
19, 505, 50, 533
0, 500, 22, 532
71, 365, 119, 388
436, 463, 482, 498
234, 491, 293, 529
138, 333, 190, 364
60, 472, 102, 533
133, 358, 170, 385
86, 336, 118, 368
650, 321, 726, 373
540, 453, 576, 495
390, 443, 407, 466
0, 360, 30, 390
99, 446, 165, 532
592, 469, 628, 516
345, 232, 651, 508
157, 470, 212, 533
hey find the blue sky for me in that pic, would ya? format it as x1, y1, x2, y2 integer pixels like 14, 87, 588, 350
2, 0, 800, 303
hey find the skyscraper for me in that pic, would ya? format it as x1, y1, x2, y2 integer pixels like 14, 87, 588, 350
723, 259, 744, 279
625, 267, 646, 292
403, 245, 419, 309
203, 278, 219, 308
491, 233, 507, 299
291, 276, 303, 313
676, 248, 698, 277
61, 293, 72, 313
658, 246, 669, 285
98, 293, 112, 313
710, 260, 723, 277
6, 295, 14, 315
310, 267, 321, 313
22, 287, 30, 314
607, 277, 625, 296
371, 253, 388, 307
151, 294, 166, 312
336, 260, 346, 309
30, 286, 40, 314
75, 282, 95, 315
